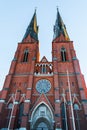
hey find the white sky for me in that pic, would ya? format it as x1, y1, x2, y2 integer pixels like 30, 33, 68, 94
0, 0, 87, 90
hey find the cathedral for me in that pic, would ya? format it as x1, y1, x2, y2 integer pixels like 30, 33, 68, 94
0, 9, 87, 130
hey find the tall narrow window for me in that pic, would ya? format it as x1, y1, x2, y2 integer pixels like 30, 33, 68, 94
23, 49, 29, 62
61, 47, 66, 62
60, 81, 63, 87
17, 103, 24, 128
8, 103, 13, 109
61, 102, 68, 130
43, 64, 46, 73
74, 103, 80, 130
41, 64, 46, 74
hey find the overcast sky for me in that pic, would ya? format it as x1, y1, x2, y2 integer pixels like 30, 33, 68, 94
0, 0, 87, 90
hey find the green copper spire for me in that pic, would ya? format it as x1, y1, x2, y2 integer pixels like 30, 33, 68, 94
22, 10, 38, 42
53, 8, 70, 41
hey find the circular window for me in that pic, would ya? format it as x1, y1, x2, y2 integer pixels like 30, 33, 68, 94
36, 79, 51, 93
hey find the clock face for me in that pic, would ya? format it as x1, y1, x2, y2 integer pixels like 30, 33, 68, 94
36, 79, 51, 94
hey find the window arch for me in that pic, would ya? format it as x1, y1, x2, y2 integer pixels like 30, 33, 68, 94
73, 103, 80, 130
61, 102, 68, 130
30, 102, 54, 130
23, 49, 29, 62
61, 47, 66, 62
17, 103, 24, 128
74, 103, 80, 110
8, 103, 13, 109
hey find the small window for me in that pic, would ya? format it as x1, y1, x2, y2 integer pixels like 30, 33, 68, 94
66, 82, 68, 86
61, 47, 66, 62
17, 103, 24, 128
23, 82, 27, 87
74, 103, 79, 110
72, 82, 74, 86
43, 65, 46, 73
41, 64, 46, 74
60, 81, 63, 87
8, 103, 13, 109
13, 82, 16, 87
23, 49, 29, 62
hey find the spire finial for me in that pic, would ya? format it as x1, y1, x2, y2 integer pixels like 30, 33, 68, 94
35, 7, 37, 13
56, 6, 59, 13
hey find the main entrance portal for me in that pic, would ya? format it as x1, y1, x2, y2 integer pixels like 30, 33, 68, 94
35, 122, 48, 130
33, 117, 51, 130
30, 103, 54, 130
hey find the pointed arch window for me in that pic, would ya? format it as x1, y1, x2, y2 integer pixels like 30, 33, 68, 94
41, 64, 47, 74
43, 64, 46, 73
23, 49, 29, 62
8, 103, 13, 109
17, 103, 24, 128
61, 47, 66, 62
61, 102, 68, 130
74, 103, 79, 110
74, 103, 80, 130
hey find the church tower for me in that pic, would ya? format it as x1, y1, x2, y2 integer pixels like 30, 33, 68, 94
0, 9, 87, 130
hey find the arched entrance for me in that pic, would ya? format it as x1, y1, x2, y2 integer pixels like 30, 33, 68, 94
34, 117, 50, 130
36, 122, 48, 130
30, 102, 54, 130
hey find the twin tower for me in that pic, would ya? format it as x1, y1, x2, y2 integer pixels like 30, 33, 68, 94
0, 9, 87, 130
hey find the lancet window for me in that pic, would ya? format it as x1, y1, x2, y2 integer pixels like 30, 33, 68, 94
41, 64, 47, 73
74, 103, 80, 130
8, 103, 13, 109
74, 103, 79, 110
61, 47, 66, 62
61, 102, 68, 130
17, 103, 24, 128
23, 49, 29, 62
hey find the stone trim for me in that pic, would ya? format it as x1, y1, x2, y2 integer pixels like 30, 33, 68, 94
58, 72, 80, 76
14, 72, 33, 77
24, 99, 30, 103
32, 57, 36, 60
19, 128, 26, 130
52, 57, 58, 61
27, 88, 32, 90
79, 88, 84, 90
72, 57, 77, 60
34, 73, 53, 76
55, 128, 62, 130
3, 88, 9, 90
55, 99, 60, 103
55, 113, 61, 117
0, 99, 5, 103
13, 57, 17, 61
82, 99, 87, 103
14, 101, 19, 104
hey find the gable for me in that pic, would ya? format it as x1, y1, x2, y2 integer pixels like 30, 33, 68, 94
40, 56, 48, 62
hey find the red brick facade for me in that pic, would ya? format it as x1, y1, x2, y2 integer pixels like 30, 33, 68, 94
0, 10, 87, 130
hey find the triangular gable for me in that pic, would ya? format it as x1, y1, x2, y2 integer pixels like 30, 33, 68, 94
30, 93, 54, 113
40, 56, 48, 62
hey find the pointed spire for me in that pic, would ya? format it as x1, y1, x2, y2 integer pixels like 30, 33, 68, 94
53, 8, 70, 41
22, 9, 38, 42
